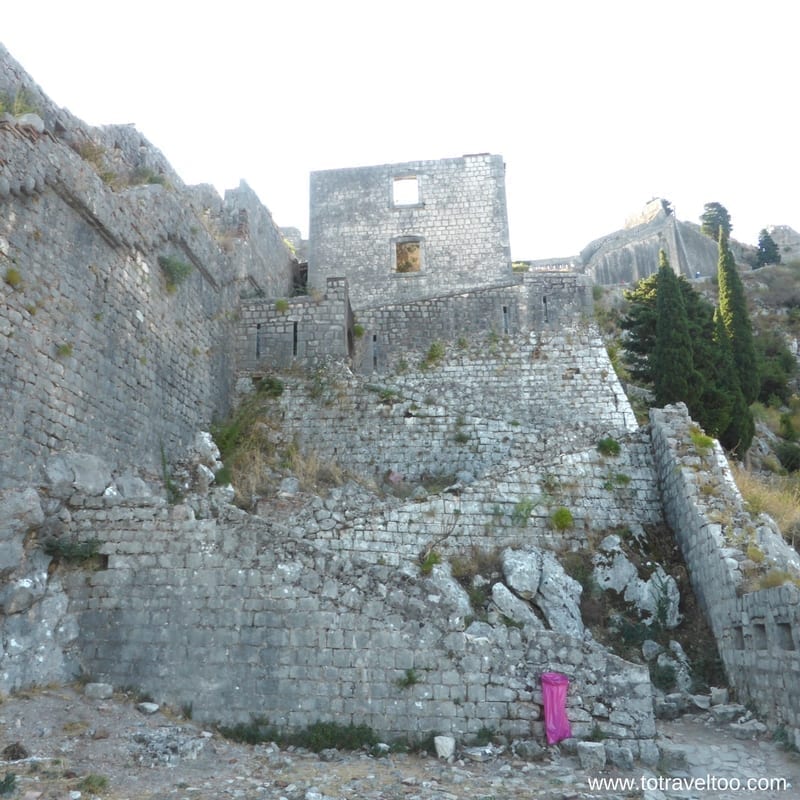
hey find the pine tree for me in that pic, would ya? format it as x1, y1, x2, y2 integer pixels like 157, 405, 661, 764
700, 202, 732, 241
717, 232, 758, 404
652, 250, 695, 406
755, 228, 781, 268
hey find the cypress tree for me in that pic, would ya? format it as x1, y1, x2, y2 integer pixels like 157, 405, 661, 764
714, 310, 754, 456
652, 250, 694, 406
717, 232, 758, 404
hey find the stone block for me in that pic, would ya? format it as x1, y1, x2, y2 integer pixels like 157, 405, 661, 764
577, 741, 606, 771
84, 682, 114, 700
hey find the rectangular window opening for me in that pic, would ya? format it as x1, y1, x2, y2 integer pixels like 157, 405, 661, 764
502, 305, 509, 335
396, 240, 421, 273
776, 622, 796, 651
292, 321, 298, 357
393, 176, 419, 206
752, 622, 767, 650
732, 626, 745, 650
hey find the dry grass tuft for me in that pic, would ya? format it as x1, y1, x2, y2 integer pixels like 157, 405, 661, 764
731, 464, 800, 549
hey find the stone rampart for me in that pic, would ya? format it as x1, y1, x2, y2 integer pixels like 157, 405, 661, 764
650, 405, 800, 744
0, 45, 295, 488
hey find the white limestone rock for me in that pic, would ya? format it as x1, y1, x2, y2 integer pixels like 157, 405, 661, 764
536, 551, 584, 638
501, 548, 542, 599
490, 582, 543, 629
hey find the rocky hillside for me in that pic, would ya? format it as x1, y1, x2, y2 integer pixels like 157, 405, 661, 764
579, 198, 797, 287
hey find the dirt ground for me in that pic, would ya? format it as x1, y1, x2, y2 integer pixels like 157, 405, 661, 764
1, 684, 799, 800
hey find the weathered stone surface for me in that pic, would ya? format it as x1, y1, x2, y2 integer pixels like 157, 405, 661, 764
502, 548, 542, 599
84, 682, 114, 700
137, 702, 160, 715
535, 552, 584, 638
731, 719, 767, 739
710, 686, 729, 706
642, 639, 663, 661
604, 740, 634, 770
428, 563, 472, 619
0, 487, 44, 537
657, 741, 690, 772
711, 704, 747, 723
490, 582, 542, 629
577, 741, 606, 770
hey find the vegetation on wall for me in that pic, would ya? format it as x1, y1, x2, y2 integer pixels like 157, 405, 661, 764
158, 255, 193, 293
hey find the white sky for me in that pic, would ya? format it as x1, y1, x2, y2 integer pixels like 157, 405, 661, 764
3, 1, 797, 259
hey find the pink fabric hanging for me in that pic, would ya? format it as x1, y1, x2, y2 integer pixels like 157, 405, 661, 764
541, 671, 572, 744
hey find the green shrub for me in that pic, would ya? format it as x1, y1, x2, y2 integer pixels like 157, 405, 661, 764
421, 340, 445, 369
290, 721, 379, 752
43, 538, 101, 564
0, 87, 37, 116
511, 496, 535, 527
55, 343, 73, 358
158, 256, 192, 292
596, 437, 621, 456
776, 441, 800, 472
650, 661, 676, 691
550, 506, 574, 531
217, 715, 279, 745
420, 550, 441, 575
395, 669, 420, 689
353, 323, 365, 338
79, 775, 109, 793
689, 425, 714, 453
274, 298, 290, 313
257, 375, 284, 398
3, 267, 22, 289
0, 773, 16, 797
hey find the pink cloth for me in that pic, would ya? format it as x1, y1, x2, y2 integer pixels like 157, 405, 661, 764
541, 671, 572, 744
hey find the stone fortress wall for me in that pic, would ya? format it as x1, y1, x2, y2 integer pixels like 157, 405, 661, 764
0, 43, 295, 490
2, 42, 800, 754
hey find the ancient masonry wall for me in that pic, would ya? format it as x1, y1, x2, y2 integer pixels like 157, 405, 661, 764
0, 75, 294, 488
354, 272, 593, 373
650, 405, 800, 744
301, 439, 663, 566
269, 325, 639, 487
308, 154, 511, 309
56, 492, 655, 753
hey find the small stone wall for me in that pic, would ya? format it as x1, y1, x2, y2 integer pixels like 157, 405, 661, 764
238, 278, 353, 371
650, 404, 800, 744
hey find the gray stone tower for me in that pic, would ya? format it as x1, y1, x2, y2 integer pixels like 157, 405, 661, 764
308, 154, 512, 309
